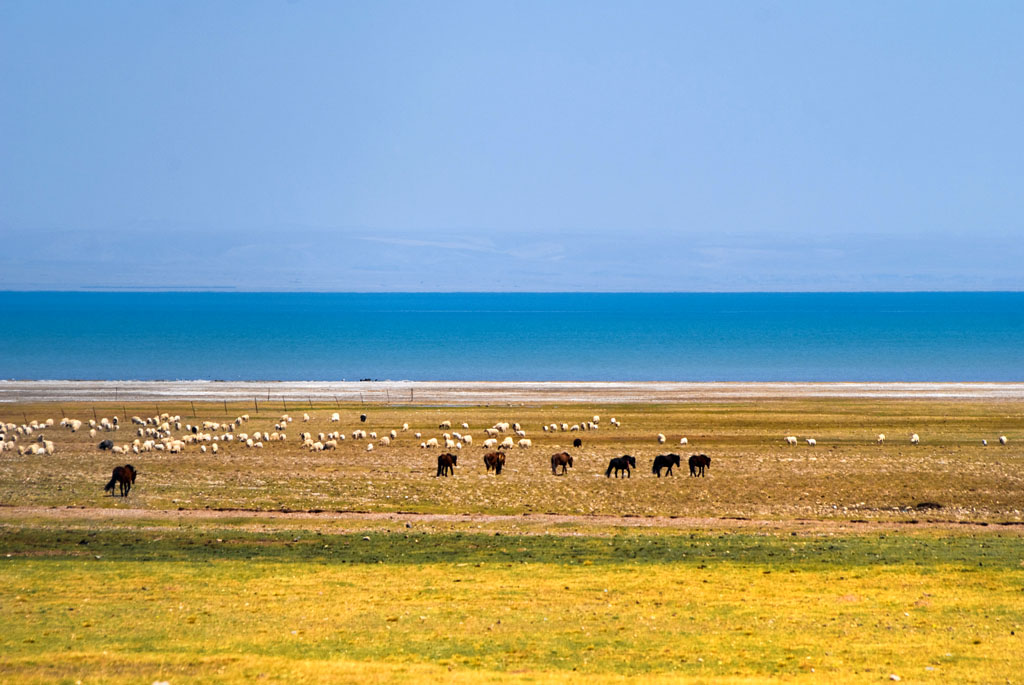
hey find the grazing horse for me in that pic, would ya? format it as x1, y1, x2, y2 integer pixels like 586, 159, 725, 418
483, 451, 506, 475
652, 453, 681, 477
573, 438, 583, 448
605, 455, 637, 478
104, 464, 137, 497
688, 454, 711, 477
436, 452, 457, 477
551, 451, 573, 475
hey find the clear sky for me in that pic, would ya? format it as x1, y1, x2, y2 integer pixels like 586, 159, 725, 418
1, 1, 1021, 291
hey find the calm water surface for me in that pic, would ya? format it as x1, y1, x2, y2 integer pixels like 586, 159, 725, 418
1, 292, 1021, 381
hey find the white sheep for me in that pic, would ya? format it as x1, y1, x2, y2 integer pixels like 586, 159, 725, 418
806, 438, 816, 447
414, 432, 422, 439
211, 443, 218, 454
463, 435, 472, 445
679, 437, 688, 445
877, 434, 886, 445
500, 437, 515, 449
200, 445, 207, 453
999, 435, 1008, 445
982, 439, 988, 446
461, 422, 469, 429
379, 436, 391, 447
324, 439, 338, 450
483, 438, 497, 448
439, 420, 452, 429
910, 433, 920, 445
518, 438, 532, 448
785, 436, 798, 446
426, 437, 439, 448
402, 423, 410, 431
390, 430, 397, 440
657, 433, 666, 444
331, 413, 340, 422
366, 443, 374, 452
303, 413, 310, 422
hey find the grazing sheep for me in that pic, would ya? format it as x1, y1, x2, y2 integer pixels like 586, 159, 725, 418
484, 428, 499, 437
303, 413, 310, 422
785, 436, 798, 446
461, 422, 469, 429
414, 432, 422, 439
200, 445, 207, 453
379, 436, 391, 447
500, 437, 515, 449
514, 429, 526, 437
445, 439, 456, 449
402, 423, 410, 431
543, 425, 549, 432
211, 443, 218, 454
366, 443, 374, 452
999, 435, 1008, 445
877, 434, 886, 445
330, 413, 340, 422
439, 420, 452, 429
483, 438, 498, 448
324, 440, 338, 450
463, 435, 472, 445
679, 437, 688, 445
910, 433, 920, 445
518, 438, 532, 448
570, 425, 580, 432
657, 433, 666, 444
806, 438, 816, 447
982, 439, 988, 446
426, 437, 439, 448
390, 430, 397, 439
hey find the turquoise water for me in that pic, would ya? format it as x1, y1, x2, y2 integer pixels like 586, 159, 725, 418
1, 292, 1022, 381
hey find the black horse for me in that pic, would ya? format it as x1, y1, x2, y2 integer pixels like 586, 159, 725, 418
688, 454, 711, 477
573, 438, 583, 448
605, 455, 637, 478
436, 452, 457, 477
104, 464, 137, 497
652, 453, 681, 477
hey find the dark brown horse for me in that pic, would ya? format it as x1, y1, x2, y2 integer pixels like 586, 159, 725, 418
688, 454, 711, 477
483, 451, 506, 475
605, 455, 636, 478
652, 453, 681, 477
573, 438, 583, 448
436, 452, 457, 477
551, 451, 573, 475
104, 464, 137, 497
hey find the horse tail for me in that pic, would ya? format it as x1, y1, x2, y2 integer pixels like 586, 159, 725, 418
605, 462, 613, 477
651, 460, 658, 474
104, 476, 116, 492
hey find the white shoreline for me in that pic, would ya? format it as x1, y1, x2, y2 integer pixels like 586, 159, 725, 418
3, 380, 1024, 404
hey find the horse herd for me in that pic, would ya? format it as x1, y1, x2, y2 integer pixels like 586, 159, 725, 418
103, 451, 711, 497
436, 450, 711, 479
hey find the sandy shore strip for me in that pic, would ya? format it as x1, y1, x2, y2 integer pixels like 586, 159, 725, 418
3, 380, 1024, 404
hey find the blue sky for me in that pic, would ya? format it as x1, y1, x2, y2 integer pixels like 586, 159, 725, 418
1, 1, 1021, 291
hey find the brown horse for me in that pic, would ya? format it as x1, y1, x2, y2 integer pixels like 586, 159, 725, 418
688, 454, 711, 477
551, 451, 573, 475
483, 451, 506, 475
104, 464, 137, 497
436, 452, 457, 477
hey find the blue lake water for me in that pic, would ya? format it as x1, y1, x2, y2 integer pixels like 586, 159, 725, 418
1, 292, 1022, 381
